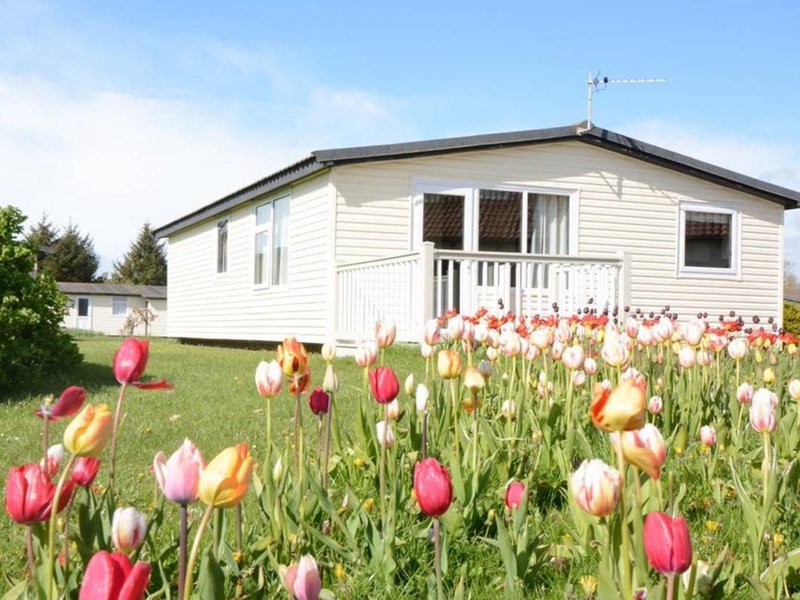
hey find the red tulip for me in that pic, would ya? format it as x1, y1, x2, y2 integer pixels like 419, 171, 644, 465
643, 511, 693, 575
71, 457, 102, 487
36, 386, 86, 420
113, 338, 172, 389
79, 550, 150, 600
369, 367, 399, 405
289, 369, 311, 396
413, 457, 452, 518
308, 387, 330, 416
5, 463, 75, 524
505, 481, 527, 510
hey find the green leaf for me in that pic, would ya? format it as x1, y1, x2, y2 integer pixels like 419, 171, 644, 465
196, 547, 225, 600
494, 515, 517, 597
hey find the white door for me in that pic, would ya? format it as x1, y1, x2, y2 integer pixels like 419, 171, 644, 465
76, 297, 91, 330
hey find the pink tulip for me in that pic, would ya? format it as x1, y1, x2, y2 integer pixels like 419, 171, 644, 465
414, 457, 453, 518
571, 459, 621, 517
376, 420, 395, 448
788, 379, 800, 401
643, 512, 692, 575
505, 481, 526, 510
737, 382, 754, 405
41, 444, 64, 478
637, 326, 655, 347
113, 338, 172, 389
750, 390, 777, 433
355, 342, 377, 368
286, 555, 322, 600
653, 317, 674, 342
423, 319, 440, 345
583, 357, 598, 376
369, 366, 399, 404
625, 317, 640, 338
530, 327, 553, 350
447, 315, 465, 340
71, 457, 102, 488
572, 370, 587, 387
153, 439, 205, 504
111, 507, 147, 555
36, 386, 86, 420
375, 320, 397, 349
728, 338, 748, 360
678, 346, 696, 369
255, 360, 283, 398
648, 395, 663, 414
700, 425, 716, 448
79, 550, 150, 600
562, 345, 585, 371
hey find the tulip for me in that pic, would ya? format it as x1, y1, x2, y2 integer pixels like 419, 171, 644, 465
79, 550, 151, 600
562, 345, 585, 370
583, 357, 598, 376
696, 350, 712, 367
505, 481, 526, 510
321, 343, 336, 363
700, 425, 716, 448
684, 321, 704, 346
762, 367, 776, 385
551, 340, 565, 360
114, 338, 149, 385
355, 341, 378, 367
447, 315, 464, 340
643, 511, 692, 575
5, 463, 74, 524
637, 326, 655, 347
530, 327, 553, 350
572, 370, 587, 387
571, 459, 621, 517
287, 554, 322, 600
477, 359, 493, 379
728, 337, 748, 360
198, 444, 253, 508
277, 337, 309, 377
610, 423, 666, 480
462, 366, 484, 395
375, 320, 397, 349
753, 387, 779, 408
462, 320, 475, 342
413, 457, 452, 518
71, 457, 102, 488
415, 384, 429, 413
789, 379, 800, 401
308, 387, 330, 416
272, 457, 284, 484
737, 382, 754, 405
64, 404, 113, 458
153, 439, 205, 505
486, 346, 498, 362
112, 507, 147, 555
501, 399, 516, 420
437, 349, 462, 379
654, 317, 674, 342
750, 392, 777, 433
322, 365, 338, 394
556, 318, 573, 343
369, 366, 400, 404
36, 386, 86, 420
41, 444, 64, 478
289, 370, 311, 395
590, 379, 647, 432
376, 420, 395, 448
404, 373, 415, 396
423, 319, 440, 345
385, 399, 400, 420
625, 317, 640, 339
678, 346, 696, 369
255, 360, 283, 398
420, 343, 433, 359
648, 395, 663, 414
601, 330, 629, 367
499, 332, 522, 357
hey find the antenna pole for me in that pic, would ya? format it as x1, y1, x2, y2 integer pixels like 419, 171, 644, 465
581, 72, 666, 132
586, 72, 595, 129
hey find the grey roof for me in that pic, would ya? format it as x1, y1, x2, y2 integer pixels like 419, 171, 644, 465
57, 282, 167, 299
154, 122, 800, 238
786, 294, 800, 304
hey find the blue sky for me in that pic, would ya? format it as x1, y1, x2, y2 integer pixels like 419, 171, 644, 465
2, 0, 798, 275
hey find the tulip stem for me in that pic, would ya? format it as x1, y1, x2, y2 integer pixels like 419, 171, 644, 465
42, 416, 50, 465
108, 382, 128, 495
763, 432, 771, 507
434, 518, 444, 600
666, 573, 676, 600
25, 526, 36, 583
421, 412, 428, 459
266, 397, 272, 462
322, 392, 333, 492
178, 504, 187, 600
61, 494, 75, 582
449, 379, 459, 457
379, 403, 388, 531
235, 504, 243, 554
471, 397, 479, 473
184, 504, 214, 600
47, 453, 75, 600
614, 441, 632, 600
293, 389, 301, 480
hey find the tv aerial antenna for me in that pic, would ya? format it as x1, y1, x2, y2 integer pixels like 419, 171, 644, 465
582, 71, 666, 131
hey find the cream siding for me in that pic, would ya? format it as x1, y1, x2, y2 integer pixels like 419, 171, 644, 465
333, 142, 784, 322
166, 172, 332, 343
62, 294, 167, 336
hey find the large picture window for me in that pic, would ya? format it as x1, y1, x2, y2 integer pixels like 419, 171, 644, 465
678, 204, 739, 276
255, 195, 290, 286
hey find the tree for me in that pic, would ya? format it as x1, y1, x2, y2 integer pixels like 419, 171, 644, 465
786, 258, 800, 296
0, 206, 81, 392
42, 222, 101, 282
26, 212, 60, 248
111, 223, 167, 285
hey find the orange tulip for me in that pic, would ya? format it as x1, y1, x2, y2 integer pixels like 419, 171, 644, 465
590, 379, 646, 432
610, 423, 666, 480
63, 404, 113, 458
277, 337, 309, 377
198, 444, 253, 508
437, 349, 462, 380
290, 369, 311, 396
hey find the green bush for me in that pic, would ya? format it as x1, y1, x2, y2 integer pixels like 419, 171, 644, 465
0, 206, 81, 393
785, 301, 800, 336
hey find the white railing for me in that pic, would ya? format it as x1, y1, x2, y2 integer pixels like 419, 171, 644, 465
335, 243, 629, 343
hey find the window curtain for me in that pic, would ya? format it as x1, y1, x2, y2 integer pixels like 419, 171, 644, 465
528, 194, 569, 255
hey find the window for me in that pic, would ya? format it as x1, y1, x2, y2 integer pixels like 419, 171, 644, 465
679, 204, 739, 275
255, 195, 290, 286
217, 219, 228, 273
112, 296, 127, 316
77, 298, 89, 317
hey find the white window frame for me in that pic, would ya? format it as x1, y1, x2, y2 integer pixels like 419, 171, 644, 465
112, 296, 128, 316
216, 219, 228, 274
254, 193, 290, 288
677, 202, 741, 279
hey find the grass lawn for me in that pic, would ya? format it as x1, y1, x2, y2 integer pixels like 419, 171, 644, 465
0, 336, 425, 588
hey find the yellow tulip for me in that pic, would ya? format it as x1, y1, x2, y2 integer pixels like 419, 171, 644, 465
437, 349, 462, 380
462, 366, 484, 394
198, 444, 253, 508
590, 379, 646, 432
762, 367, 776, 385
63, 404, 113, 458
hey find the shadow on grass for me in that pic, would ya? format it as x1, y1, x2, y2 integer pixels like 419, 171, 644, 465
2, 360, 117, 404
